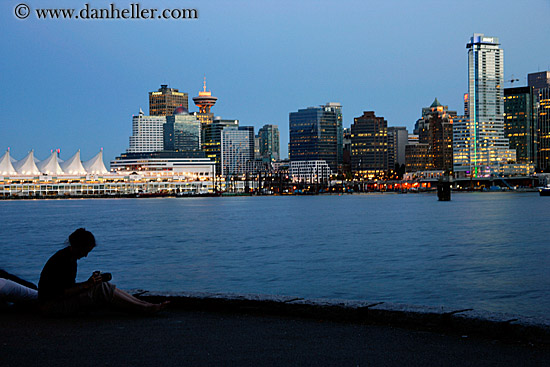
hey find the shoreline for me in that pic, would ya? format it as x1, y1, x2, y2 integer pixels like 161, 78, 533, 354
0, 189, 542, 201
131, 290, 550, 345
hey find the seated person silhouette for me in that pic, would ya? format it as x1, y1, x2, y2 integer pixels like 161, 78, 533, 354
39, 228, 168, 315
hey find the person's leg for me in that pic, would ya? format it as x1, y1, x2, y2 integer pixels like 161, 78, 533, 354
0, 278, 38, 302
111, 288, 169, 314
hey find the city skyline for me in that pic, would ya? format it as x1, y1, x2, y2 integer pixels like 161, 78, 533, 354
1, 0, 550, 162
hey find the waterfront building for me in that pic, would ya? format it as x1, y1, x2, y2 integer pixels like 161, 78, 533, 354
149, 85, 188, 116
202, 117, 239, 174
192, 78, 217, 126
503, 86, 537, 164
387, 126, 408, 170
455, 33, 517, 177
1, 149, 106, 177
289, 104, 340, 173
350, 111, 388, 176
415, 99, 455, 172
405, 143, 431, 172
127, 110, 166, 153
110, 151, 214, 178
221, 126, 255, 176
163, 107, 201, 152
82, 150, 109, 174
258, 124, 280, 162
451, 115, 471, 175
60, 151, 88, 175
0, 150, 17, 176
290, 160, 332, 183
13, 150, 40, 175
528, 71, 550, 171
37, 151, 64, 175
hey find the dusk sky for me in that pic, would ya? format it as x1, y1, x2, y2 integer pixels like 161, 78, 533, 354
1, 0, 549, 162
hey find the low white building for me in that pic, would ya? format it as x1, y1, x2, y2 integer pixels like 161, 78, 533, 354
290, 160, 332, 182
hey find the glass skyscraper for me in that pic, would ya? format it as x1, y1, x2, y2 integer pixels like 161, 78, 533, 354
503, 86, 537, 164
163, 109, 201, 152
221, 126, 254, 176
528, 71, 550, 171
289, 105, 340, 173
456, 33, 515, 177
258, 124, 280, 162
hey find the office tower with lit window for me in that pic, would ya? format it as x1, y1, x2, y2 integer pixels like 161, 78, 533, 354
149, 85, 188, 116
405, 143, 431, 172
350, 111, 388, 175
202, 117, 239, 174
289, 105, 340, 173
414, 99, 455, 172
528, 71, 550, 170
503, 86, 537, 164
258, 124, 280, 162
456, 33, 516, 177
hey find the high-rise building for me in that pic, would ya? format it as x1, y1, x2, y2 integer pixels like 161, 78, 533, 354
350, 111, 388, 175
127, 110, 166, 153
324, 102, 344, 170
387, 126, 408, 170
254, 135, 261, 160
163, 107, 201, 152
528, 71, 550, 93
193, 78, 217, 126
221, 126, 255, 175
258, 124, 280, 162
202, 117, 239, 174
503, 86, 537, 164
528, 71, 550, 171
342, 128, 352, 173
405, 143, 431, 172
415, 99, 455, 172
455, 33, 516, 177
149, 85, 188, 116
289, 105, 340, 173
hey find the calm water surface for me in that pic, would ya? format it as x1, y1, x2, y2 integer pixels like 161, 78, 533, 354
1, 193, 548, 318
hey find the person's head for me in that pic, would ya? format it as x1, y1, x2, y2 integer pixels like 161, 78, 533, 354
68, 228, 96, 259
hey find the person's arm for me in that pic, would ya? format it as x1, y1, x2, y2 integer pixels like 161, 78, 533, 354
61, 272, 103, 298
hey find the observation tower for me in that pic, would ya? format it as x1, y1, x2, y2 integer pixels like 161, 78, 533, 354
193, 78, 217, 125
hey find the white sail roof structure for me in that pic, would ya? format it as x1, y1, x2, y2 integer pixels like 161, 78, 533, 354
0, 150, 17, 175
60, 150, 87, 175
37, 151, 64, 175
13, 150, 41, 175
83, 150, 108, 174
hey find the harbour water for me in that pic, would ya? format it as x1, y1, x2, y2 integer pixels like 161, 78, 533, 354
1, 192, 548, 318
